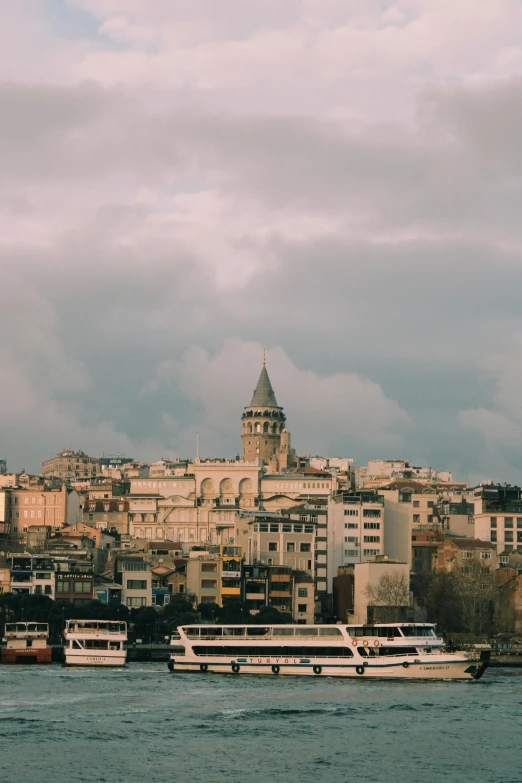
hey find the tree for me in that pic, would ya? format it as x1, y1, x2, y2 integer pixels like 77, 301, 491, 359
364, 572, 410, 622
163, 595, 198, 629
453, 562, 497, 637
250, 606, 292, 624
425, 572, 463, 633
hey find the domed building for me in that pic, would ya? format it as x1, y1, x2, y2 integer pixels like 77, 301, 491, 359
241, 356, 296, 470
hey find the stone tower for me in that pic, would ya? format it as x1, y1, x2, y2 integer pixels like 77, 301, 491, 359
241, 356, 286, 463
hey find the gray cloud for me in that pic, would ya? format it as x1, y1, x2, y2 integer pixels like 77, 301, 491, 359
2, 2, 522, 483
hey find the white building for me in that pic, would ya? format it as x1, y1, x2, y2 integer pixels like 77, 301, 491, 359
357, 459, 453, 489
120, 560, 152, 608
327, 492, 385, 593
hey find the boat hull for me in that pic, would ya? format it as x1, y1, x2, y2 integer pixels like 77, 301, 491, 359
168, 656, 487, 680
1, 647, 53, 665
65, 652, 127, 667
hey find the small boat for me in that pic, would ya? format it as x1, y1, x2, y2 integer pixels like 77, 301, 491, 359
167, 622, 489, 680
64, 619, 127, 666
1, 622, 52, 665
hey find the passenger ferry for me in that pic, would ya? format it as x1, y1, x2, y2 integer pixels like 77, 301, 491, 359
168, 623, 489, 680
1, 622, 52, 665
64, 619, 127, 666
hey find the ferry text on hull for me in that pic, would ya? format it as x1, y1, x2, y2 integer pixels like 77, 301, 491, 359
1, 622, 52, 665
64, 620, 127, 666
168, 623, 488, 680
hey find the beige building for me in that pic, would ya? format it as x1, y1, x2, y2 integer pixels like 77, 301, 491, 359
186, 545, 243, 606
10, 486, 79, 534
261, 470, 335, 511
353, 560, 410, 624
238, 514, 315, 576
42, 449, 98, 481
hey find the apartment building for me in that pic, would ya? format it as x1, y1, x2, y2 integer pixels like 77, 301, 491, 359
244, 515, 315, 576
186, 546, 243, 606
436, 538, 498, 573
327, 491, 385, 592
10, 486, 79, 533
8, 554, 55, 598
120, 560, 153, 608
472, 484, 522, 555
41, 449, 98, 480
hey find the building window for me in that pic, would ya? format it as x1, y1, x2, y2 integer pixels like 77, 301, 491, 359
345, 523, 358, 529
344, 509, 358, 516
413, 501, 420, 508
73, 581, 92, 593
201, 579, 217, 589
364, 522, 380, 529
260, 524, 268, 532
268, 542, 278, 551
345, 537, 358, 543
126, 597, 146, 607
462, 551, 472, 559
293, 525, 303, 533
200, 595, 217, 604
364, 536, 380, 543
300, 543, 311, 552
490, 517, 497, 528
201, 563, 217, 572
505, 531, 513, 542
287, 543, 295, 552
298, 588, 308, 598
491, 531, 497, 542
304, 525, 314, 533
517, 532, 522, 543
298, 604, 307, 613
504, 518, 514, 529
56, 581, 70, 593
282, 524, 292, 532
364, 549, 379, 556
270, 524, 279, 532
363, 509, 381, 518
127, 580, 147, 590
413, 514, 420, 523
481, 552, 492, 560
517, 518, 522, 529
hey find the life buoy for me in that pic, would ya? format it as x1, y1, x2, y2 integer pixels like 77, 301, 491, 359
403, 662, 409, 669
356, 665, 365, 675
373, 640, 380, 647
272, 665, 280, 674
167, 660, 174, 672
363, 640, 369, 647
200, 663, 208, 673
351, 640, 357, 647
313, 665, 322, 675
231, 663, 240, 673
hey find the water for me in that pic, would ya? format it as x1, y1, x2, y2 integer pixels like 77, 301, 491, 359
1, 664, 520, 783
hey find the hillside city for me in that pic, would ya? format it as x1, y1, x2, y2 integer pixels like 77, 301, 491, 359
1, 360, 521, 641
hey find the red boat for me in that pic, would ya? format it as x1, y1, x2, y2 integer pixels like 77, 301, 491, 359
1, 622, 52, 664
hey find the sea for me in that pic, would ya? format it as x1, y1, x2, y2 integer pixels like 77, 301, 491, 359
0, 664, 520, 783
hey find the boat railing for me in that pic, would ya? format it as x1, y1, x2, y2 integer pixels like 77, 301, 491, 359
65, 625, 127, 635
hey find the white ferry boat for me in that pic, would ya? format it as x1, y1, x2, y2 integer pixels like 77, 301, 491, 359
1, 622, 52, 665
167, 623, 489, 680
64, 619, 127, 666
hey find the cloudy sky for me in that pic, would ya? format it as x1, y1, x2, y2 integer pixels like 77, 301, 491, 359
2, 0, 522, 483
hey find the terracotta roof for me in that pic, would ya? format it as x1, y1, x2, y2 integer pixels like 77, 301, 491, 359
445, 538, 496, 549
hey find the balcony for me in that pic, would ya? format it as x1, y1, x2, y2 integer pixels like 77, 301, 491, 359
270, 589, 292, 598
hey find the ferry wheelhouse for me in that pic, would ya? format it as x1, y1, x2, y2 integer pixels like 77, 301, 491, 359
1, 622, 52, 665
64, 620, 127, 666
168, 623, 489, 680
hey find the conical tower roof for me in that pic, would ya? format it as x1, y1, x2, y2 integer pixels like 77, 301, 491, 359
250, 363, 279, 407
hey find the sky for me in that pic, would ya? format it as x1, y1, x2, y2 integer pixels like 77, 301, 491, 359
2, 0, 522, 483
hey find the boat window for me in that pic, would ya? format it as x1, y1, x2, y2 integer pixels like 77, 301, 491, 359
200, 627, 222, 637
347, 626, 364, 637
16, 623, 27, 632
193, 645, 354, 657
84, 639, 110, 649
358, 647, 377, 657
376, 627, 401, 638
295, 627, 319, 636
184, 628, 200, 638
401, 625, 436, 638
109, 642, 120, 650
246, 627, 269, 636
272, 628, 294, 636
73, 640, 83, 649
170, 645, 186, 656
36, 624, 48, 632
5, 624, 17, 633
319, 627, 343, 637
223, 627, 245, 636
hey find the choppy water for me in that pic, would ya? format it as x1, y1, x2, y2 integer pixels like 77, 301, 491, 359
0, 664, 520, 783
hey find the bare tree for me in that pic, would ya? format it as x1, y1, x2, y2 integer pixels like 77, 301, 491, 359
364, 572, 411, 622
453, 562, 497, 637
